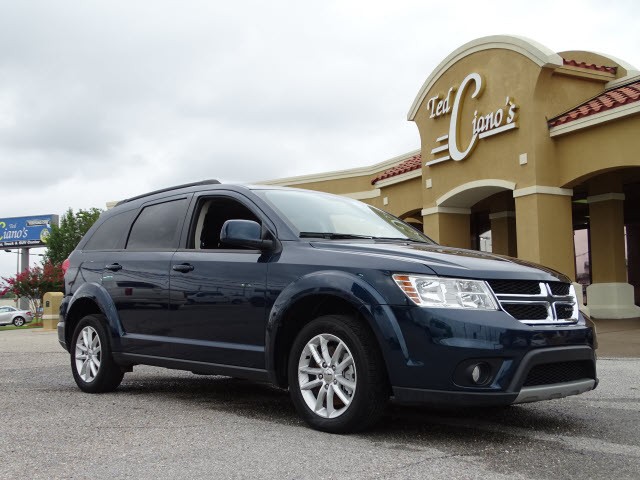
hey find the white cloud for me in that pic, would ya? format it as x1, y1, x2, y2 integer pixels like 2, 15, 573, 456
1, 0, 639, 278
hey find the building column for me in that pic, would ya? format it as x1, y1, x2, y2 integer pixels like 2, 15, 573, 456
18, 248, 30, 310
490, 211, 517, 257
513, 188, 575, 279
422, 207, 471, 249
586, 193, 640, 318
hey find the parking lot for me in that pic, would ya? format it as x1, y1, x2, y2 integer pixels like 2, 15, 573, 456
1, 329, 639, 480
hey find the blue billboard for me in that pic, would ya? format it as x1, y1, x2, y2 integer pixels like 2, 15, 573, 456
0, 215, 59, 249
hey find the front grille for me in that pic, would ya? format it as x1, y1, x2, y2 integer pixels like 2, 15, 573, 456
502, 304, 548, 320
488, 280, 541, 295
555, 304, 575, 319
549, 282, 570, 296
488, 280, 577, 325
523, 361, 594, 387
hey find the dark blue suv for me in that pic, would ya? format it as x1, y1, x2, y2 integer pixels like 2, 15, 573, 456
58, 180, 597, 432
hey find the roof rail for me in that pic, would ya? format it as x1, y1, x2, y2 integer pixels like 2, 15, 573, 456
115, 179, 221, 206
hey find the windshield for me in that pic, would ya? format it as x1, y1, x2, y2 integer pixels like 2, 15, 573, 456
256, 189, 435, 243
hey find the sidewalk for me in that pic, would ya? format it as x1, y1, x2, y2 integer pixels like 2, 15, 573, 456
592, 317, 640, 357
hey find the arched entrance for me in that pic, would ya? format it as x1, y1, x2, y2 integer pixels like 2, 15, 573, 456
424, 179, 517, 256
564, 167, 640, 316
398, 208, 424, 232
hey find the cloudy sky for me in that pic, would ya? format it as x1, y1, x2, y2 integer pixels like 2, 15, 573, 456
1, 0, 639, 278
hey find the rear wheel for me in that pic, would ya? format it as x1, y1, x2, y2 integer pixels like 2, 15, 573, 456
13, 317, 25, 327
71, 314, 124, 393
288, 314, 388, 433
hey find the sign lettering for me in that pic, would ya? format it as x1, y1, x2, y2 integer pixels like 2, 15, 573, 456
426, 73, 518, 166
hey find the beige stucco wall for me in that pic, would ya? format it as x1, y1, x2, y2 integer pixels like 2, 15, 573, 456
282, 175, 376, 196
415, 48, 541, 208
413, 49, 624, 209
376, 177, 422, 217
555, 115, 640, 187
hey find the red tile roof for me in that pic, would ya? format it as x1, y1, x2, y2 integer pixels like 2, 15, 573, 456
371, 154, 422, 185
562, 58, 617, 74
548, 79, 640, 128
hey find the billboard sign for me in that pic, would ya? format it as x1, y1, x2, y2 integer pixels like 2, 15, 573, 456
0, 215, 59, 249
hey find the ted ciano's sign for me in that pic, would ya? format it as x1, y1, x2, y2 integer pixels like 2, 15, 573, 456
425, 72, 518, 166
0, 215, 59, 248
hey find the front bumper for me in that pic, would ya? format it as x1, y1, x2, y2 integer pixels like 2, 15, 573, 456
392, 344, 597, 406
382, 306, 597, 406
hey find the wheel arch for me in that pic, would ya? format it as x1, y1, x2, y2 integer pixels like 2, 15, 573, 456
64, 283, 123, 350
266, 270, 409, 388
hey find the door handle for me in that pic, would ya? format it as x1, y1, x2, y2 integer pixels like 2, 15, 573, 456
105, 263, 122, 271
172, 263, 194, 273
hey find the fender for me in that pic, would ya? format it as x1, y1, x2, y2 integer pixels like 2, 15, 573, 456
66, 282, 125, 350
265, 270, 411, 385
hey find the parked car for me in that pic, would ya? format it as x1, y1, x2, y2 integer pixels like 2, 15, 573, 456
0, 306, 34, 327
58, 180, 597, 433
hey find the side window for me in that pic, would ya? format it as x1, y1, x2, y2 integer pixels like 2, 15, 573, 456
192, 197, 260, 250
84, 210, 136, 251
127, 199, 188, 249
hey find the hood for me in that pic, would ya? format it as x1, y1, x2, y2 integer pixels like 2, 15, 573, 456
310, 241, 571, 282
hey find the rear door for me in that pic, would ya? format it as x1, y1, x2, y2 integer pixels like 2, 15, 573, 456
103, 195, 191, 355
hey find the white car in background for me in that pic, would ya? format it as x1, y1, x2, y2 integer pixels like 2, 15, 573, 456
0, 306, 34, 327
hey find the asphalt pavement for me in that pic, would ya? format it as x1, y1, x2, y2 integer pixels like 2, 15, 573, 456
1, 329, 639, 480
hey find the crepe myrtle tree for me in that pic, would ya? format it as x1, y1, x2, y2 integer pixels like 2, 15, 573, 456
45, 208, 102, 265
1, 263, 63, 318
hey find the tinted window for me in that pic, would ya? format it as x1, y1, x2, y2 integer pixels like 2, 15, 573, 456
84, 210, 136, 251
127, 199, 188, 249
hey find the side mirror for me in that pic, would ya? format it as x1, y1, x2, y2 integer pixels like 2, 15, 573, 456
219, 220, 274, 250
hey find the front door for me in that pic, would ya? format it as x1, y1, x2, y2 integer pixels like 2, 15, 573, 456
167, 193, 270, 368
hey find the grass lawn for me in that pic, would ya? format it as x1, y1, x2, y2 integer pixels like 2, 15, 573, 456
0, 321, 43, 332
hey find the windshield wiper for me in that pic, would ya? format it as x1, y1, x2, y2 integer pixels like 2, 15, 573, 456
370, 236, 430, 244
299, 232, 374, 240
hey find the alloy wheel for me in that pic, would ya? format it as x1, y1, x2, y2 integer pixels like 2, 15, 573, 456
75, 326, 102, 383
297, 333, 357, 419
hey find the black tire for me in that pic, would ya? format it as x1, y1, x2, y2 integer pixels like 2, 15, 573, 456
70, 314, 124, 393
288, 314, 388, 433
13, 317, 25, 327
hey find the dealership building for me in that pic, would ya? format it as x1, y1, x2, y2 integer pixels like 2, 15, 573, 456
263, 36, 640, 320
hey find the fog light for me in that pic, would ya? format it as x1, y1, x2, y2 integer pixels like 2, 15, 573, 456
470, 362, 490, 385
453, 359, 501, 388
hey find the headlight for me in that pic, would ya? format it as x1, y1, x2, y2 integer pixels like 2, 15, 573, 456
392, 274, 498, 310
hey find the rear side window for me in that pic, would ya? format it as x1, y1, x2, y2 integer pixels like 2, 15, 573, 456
83, 210, 136, 251
127, 199, 188, 249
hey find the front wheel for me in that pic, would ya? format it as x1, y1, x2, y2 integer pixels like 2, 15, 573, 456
288, 314, 388, 433
13, 317, 25, 327
71, 314, 124, 393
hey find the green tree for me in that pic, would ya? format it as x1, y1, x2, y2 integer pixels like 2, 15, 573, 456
1, 262, 64, 317
44, 208, 102, 265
